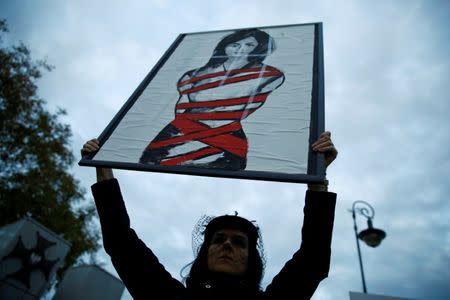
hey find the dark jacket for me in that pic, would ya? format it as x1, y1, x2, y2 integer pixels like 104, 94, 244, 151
92, 179, 336, 300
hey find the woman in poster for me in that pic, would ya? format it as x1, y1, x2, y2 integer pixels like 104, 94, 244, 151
139, 28, 285, 170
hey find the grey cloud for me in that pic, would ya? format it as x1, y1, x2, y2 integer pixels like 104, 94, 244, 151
2, 1, 449, 299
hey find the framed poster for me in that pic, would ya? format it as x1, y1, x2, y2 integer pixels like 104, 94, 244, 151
79, 22, 326, 183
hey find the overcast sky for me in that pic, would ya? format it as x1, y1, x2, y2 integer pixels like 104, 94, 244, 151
2, 1, 449, 299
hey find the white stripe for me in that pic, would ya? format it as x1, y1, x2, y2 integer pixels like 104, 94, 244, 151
183, 152, 224, 164
166, 140, 207, 158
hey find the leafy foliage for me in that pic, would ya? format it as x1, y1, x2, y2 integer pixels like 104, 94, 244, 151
0, 19, 99, 279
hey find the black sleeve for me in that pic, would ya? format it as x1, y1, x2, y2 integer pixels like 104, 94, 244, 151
91, 179, 184, 300
264, 190, 337, 299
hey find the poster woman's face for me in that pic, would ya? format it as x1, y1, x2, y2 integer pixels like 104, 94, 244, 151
224, 36, 259, 58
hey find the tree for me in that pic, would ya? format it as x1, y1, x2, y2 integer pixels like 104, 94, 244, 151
0, 19, 99, 280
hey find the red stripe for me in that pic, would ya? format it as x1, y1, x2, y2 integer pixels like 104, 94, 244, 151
177, 66, 281, 87
180, 70, 282, 95
171, 119, 248, 157
160, 147, 222, 166
176, 109, 257, 121
176, 94, 268, 110
171, 117, 211, 132
148, 121, 242, 149
200, 134, 247, 157
148, 119, 247, 157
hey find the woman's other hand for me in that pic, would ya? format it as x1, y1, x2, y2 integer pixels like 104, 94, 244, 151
81, 138, 100, 157
308, 131, 338, 192
81, 138, 114, 182
311, 131, 338, 170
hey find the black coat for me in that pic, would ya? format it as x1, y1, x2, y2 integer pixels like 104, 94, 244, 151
92, 179, 336, 300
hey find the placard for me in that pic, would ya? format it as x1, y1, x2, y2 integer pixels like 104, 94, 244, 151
79, 23, 326, 183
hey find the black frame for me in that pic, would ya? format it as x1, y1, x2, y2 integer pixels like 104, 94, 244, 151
78, 22, 326, 184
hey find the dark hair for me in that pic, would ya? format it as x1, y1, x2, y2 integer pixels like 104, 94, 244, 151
185, 215, 264, 290
203, 28, 276, 69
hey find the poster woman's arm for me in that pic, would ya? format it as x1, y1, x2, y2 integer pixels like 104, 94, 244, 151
243, 67, 285, 113
257, 70, 285, 94
175, 71, 196, 110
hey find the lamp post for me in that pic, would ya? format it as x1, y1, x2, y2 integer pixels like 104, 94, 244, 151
351, 200, 386, 293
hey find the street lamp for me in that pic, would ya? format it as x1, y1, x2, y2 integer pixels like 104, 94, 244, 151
350, 200, 386, 293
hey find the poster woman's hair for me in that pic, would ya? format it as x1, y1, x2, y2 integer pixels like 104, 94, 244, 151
203, 28, 276, 69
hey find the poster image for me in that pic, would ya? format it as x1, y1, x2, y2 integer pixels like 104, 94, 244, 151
79, 23, 326, 183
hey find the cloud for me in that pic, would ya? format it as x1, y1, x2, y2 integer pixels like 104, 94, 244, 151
2, 0, 449, 299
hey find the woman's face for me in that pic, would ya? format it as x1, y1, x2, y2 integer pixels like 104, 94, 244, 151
207, 228, 249, 276
224, 36, 259, 58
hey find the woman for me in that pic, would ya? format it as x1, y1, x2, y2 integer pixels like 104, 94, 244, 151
139, 28, 285, 170
81, 131, 338, 299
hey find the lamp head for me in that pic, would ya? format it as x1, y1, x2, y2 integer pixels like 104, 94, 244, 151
358, 219, 386, 247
